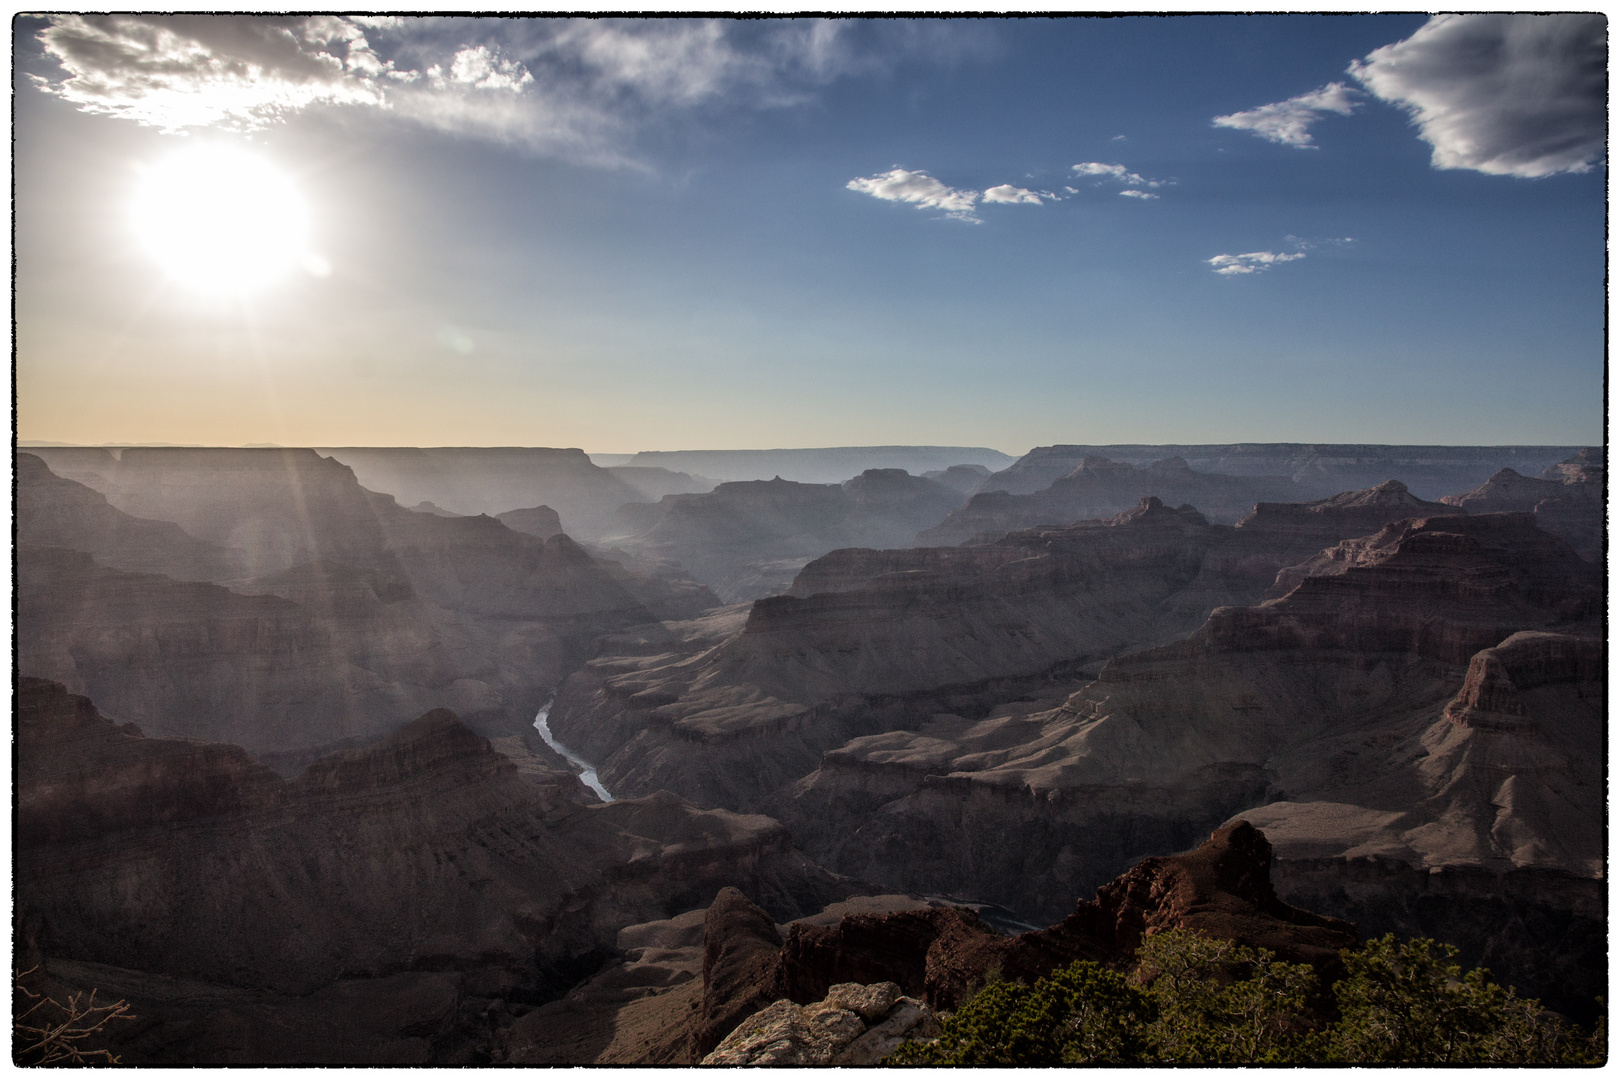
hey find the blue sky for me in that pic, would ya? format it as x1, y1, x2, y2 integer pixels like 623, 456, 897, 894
14, 15, 1606, 451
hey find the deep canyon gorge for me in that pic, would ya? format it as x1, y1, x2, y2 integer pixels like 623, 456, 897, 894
14, 440, 1604, 1062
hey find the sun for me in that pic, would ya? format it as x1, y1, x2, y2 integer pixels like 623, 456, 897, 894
132, 145, 312, 295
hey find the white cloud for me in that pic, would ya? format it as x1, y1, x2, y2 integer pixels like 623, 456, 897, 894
25, 15, 971, 164
982, 184, 1042, 204
1347, 14, 1605, 178
30, 15, 387, 132
847, 168, 980, 221
1119, 189, 1157, 200
1206, 251, 1306, 276
1072, 161, 1168, 188
1212, 82, 1360, 148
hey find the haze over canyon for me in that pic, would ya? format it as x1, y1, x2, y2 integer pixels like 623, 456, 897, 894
14, 439, 1604, 1062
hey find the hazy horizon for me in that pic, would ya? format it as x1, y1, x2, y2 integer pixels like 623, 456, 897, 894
14, 14, 1605, 449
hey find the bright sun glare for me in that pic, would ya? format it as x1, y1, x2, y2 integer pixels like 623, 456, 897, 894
133, 145, 312, 295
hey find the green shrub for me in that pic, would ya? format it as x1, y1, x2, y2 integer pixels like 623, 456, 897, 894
884, 930, 1603, 1066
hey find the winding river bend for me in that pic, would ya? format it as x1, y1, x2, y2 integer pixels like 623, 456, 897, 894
533, 703, 613, 802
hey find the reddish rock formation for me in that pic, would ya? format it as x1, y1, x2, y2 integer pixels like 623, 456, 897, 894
694, 821, 1357, 1048
688, 887, 788, 1059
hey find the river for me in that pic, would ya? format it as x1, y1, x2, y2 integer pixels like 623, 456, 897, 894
533, 703, 613, 802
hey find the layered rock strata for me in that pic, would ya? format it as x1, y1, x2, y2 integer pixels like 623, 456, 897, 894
920, 455, 1301, 542
16, 679, 857, 1063
550, 486, 1481, 816
779, 513, 1599, 1015
1439, 451, 1604, 559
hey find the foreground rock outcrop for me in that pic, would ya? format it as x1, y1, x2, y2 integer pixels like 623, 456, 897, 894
15, 679, 857, 1063
688, 823, 1356, 1060
701, 982, 941, 1065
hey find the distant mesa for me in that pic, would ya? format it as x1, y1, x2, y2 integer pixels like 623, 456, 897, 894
619, 446, 1017, 486
409, 500, 461, 517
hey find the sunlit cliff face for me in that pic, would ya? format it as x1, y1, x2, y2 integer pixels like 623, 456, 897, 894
131, 144, 319, 296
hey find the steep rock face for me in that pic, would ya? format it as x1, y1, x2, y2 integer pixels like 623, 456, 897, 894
978, 444, 1585, 501
551, 485, 1467, 817
1440, 456, 1604, 559
314, 446, 648, 539
1540, 446, 1603, 485
16, 678, 857, 1063
16, 453, 244, 581
922, 462, 993, 495
15, 453, 701, 755
604, 465, 714, 501
688, 886, 789, 1059
778, 513, 1599, 924
35, 447, 403, 582
552, 499, 1235, 812
921, 455, 1300, 543
16, 547, 425, 753
1223, 480, 1460, 591
495, 503, 563, 538
598, 470, 966, 603
697, 823, 1356, 1045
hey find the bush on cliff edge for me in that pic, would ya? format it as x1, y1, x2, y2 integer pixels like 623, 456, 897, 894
885, 930, 1605, 1066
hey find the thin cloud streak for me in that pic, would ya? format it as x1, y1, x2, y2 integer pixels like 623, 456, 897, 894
1206, 251, 1306, 275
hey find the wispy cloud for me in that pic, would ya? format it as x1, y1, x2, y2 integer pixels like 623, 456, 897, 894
1348, 14, 1605, 178
982, 184, 1043, 205
1206, 251, 1306, 276
26, 15, 973, 166
847, 168, 982, 222
1119, 189, 1158, 200
1072, 161, 1166, 188
1212, 82, 1360, 148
